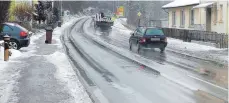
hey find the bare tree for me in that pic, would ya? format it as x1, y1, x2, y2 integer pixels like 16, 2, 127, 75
14, 2, 33, 22
0, 1, 11, 24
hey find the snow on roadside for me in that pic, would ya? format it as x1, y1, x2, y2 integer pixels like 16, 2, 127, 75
45, 51, 92, 103
0, 47, 20, 103
167, 38, 222, 51
0, 29, 46, 103
0, 46, 4, 61
162, 0, 199, 8
30, 30, 45, 45
45, 16, 92, 103
0, 14, 84, 103
112, 19, 132, 36
0, 62, 20, 103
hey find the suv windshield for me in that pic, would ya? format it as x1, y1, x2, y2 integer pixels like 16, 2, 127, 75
145, 28, 164, 36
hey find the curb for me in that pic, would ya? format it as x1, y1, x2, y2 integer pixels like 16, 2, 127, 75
166, 48, 227, 65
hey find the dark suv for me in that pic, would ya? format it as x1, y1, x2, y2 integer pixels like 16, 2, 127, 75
129, 27, 167, 53
0, 23, 31, 50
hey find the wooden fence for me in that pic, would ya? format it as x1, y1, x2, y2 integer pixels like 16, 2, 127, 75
162, 28, 228, 48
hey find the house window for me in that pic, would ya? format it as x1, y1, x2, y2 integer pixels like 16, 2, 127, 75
213, 4, 217, 24
219, 4, 223, 22
180, 10, 185, 27
172, 11, 176, 26
190, 9, 194, 26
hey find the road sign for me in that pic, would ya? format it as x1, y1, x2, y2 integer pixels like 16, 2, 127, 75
118, 6, 124, 12
116, 6, 124, 17
137, 12, 141, 17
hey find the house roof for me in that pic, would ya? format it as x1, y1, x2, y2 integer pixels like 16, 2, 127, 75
193, 2, 215, 9
162, 0, 200, 9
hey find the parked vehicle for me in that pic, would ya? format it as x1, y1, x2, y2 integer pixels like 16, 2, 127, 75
0, 23, 31, 50
129, 27, 167, 53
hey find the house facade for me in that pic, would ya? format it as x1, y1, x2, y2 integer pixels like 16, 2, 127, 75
162, 0, 229, 34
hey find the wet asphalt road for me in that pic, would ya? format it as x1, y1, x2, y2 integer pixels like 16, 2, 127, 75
63, 18, 228, 103
88, 18, 228, 88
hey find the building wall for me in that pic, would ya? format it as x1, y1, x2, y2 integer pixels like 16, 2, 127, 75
226, 1, 229, 34
167, 1, 229, 34
199, 8, 206, 25
184, 7, 190, 28
168, 5, 198, 29
211, 1, 228, 33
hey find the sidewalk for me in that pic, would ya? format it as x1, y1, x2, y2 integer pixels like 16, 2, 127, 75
0, 18, 92, 103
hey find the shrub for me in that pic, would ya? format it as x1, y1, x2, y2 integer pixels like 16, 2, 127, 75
13, 1, 33, 22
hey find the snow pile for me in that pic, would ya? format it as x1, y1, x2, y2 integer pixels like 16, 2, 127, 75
9, 49, 22, 59
84, 7, 95, 11
63, 15, 74, 23
167, 38, 221, 51
19, 30, 46, 58
30, 30, 45, 45
0, 61, 19, 103
119, 18, 127, 23
45, 51, 92, 103
0, 46, 4, 61
0, 47, 22, 61
0, 48, 20, 103
0, 30, 45, 103
112, 18, 132, 36
167, 38, 228, 63
162, 0, 199, 8
53, 15, 86, 48
113, 19, 126, 29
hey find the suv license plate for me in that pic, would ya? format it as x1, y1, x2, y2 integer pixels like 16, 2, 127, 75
151, 38, 160, 41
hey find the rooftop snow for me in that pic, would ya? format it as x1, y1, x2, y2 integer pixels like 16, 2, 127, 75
162, 0, 200, 9
193, 2, 215, 9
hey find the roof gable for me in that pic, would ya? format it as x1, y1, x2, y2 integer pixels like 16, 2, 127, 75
162, 0, 200, 9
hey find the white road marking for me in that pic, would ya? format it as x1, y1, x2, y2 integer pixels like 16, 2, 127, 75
187, 75, 228, 92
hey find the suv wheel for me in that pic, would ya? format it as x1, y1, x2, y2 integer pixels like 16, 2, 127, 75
9, 39, 20, 50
